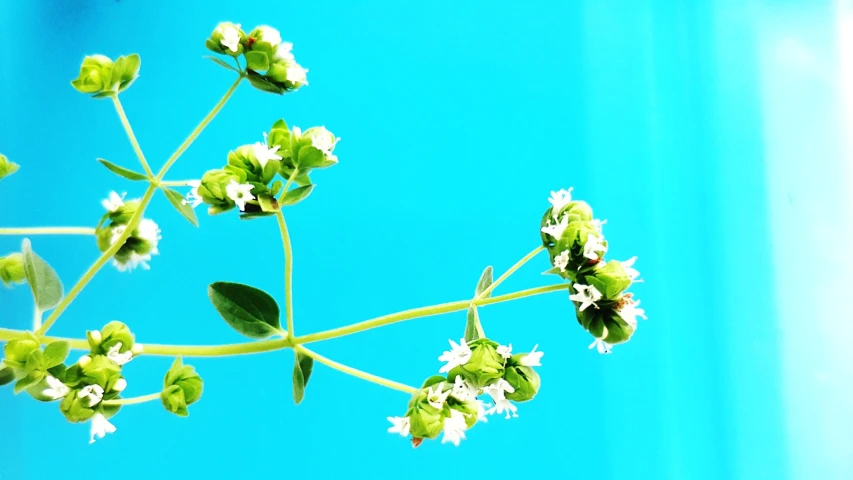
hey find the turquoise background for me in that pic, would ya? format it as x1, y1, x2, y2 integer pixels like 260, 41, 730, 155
2, 1, 852, 478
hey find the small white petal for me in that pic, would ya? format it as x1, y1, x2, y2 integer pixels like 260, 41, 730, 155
89, 413, 116, 444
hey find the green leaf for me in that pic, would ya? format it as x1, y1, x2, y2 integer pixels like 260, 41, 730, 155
208, 282, 281, 338
421, 375, 447, 388
21, 239, 63, 311
110, 55, 126, 90
160, 187, 199, 227
246, 73, 284, 95
257, 193, 280, 213
14, 371, 43, 394
297, 147, 324, 169
97, 158, 148, 181
280, 185, 314, 206
474, 266, 493, 298
238, 211, 276, 221
43, 341, 70, 368
463, 306, 482, 342
245, 51, 270, 72
292, 352, 313, 405
205, 55, 239, 72
119, 54, 141, 90
0, 366, 14, 386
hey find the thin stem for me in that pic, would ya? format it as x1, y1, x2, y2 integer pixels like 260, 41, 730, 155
140, 338, 291, 357
478, 246, 544, 299
111, 95, 155, 179
103, 392, 161, 406
155, 76, 243, 181
279, 167, 299, 200
36, 185, 157, 335
275, 211, 295, 337
32, 308, 42, 331
295, 345, 417, 394
0, 227, 95, 236
159, 180, 197, 187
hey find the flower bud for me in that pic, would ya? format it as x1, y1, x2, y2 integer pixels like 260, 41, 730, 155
299, 126, 339, 168
405, 389, 446, 440
108, 199, 141, 225
266, 58, 308, 91
71, 54, 114, 94
59, 390, 97, 423
80, 355, 122, 387
78, 355, 92, 368
197, 167, 248, 214
585, 260, 631, 300
0, 253, 26, 287
206, 22, 245, 56
503, 362, 540, 402
248, 26, 282, 53
3, 334, 41, 368
96, 217, 161, 273
161, 357, 203, 417
91, 321, 136, 356
448, 338, 506, 388
0, 154, 20, 180
227, 145, 273, 184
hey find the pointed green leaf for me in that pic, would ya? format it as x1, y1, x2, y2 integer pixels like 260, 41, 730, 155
239, 211, 276, 221
280, 185, 314, 206
245, 51, 270, 72
205, 55, 239, 72
21, 239, 63, 311
208, 282, 281, 339
160, 187, 199, 227
14, 371, 43, 394
0, 366, 14, 386
97, 158, 148, 181
292, 352, 313, 405
474, 266, 493, 298
463, 306, 483, 342
258, 193, 280, 213
43, 341, 70, 368
296, 147, 324, 169
246, 72, 285, 94
421, 375, 447, 388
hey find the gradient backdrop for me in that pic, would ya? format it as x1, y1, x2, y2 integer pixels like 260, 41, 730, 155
2, 1, 852, 479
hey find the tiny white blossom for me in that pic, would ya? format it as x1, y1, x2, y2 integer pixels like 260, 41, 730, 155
617, 298, 647, 328
548, 188, 573, 214
78, 384, 104, 408
438, 338, 472, 374
541, 214, 569, 240
426, 383, 451, 409
310, 127, 339, 155
589, 338, 612, 354
112, 378, 127, 393
569, 283, 602, 311
441, 409, 468, 446
131, 343, 144, 355
220, 23, 241, 52
252, 132, 282, 168
622, 256, 641, 282
42, 375, 70, 400
113, 251, 153, 273
286, 64, 308, 85
583, 233, 607, 260
225, 180, 255, 211
89, 413, 116, 444
136, 219, 161, 253
593, 218, 607, 233
451, 376, 478, 402
274, 42, 295, 61
182, 180, 203, 209
496, 344, 512, 359
520, 344, 543, 367
101, 191, 125, 212
387, 416, 410, 437
484, 379, 518, 419
78, 355, 92, 367
553, 250, 570, 272
476, 399, 491, 423
257, 26, 282, 46
107, 342, 133, 366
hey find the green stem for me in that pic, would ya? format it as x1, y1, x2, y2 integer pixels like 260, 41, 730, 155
155, 76, 243, 181
139, 338, 291, 357
35, 185, 158, 336
478, 246, 544, 299
279, 167, 298, 200
275, 210, 295, 337
159, 180, 197, 187
112, 95, 155, 179
103, 392, 161, 406
0, 227, 95, 236
295, 345, 417, 394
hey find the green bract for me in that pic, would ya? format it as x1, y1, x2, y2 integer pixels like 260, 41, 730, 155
71, 54, 141, 98
448, 338, 505, 388
503, 361, 540, 402
405, 386, 447, 440
0, 154, 19, 180
206, 22, 246, 56
161, 357, 203, 417
0, 253, 25, 287
586, 260, 632, 300
87, 321, 141, 359
197, 167, 245, 214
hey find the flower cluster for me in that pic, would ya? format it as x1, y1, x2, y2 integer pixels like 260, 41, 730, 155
70, 54, 141, 98
540, 188, 646, 353
191, 119, 339, 217
0, 154, 19, 181
388, 338, 543, 447
206, 23, 308, 95
0, 322, 143, 443
95, 191, 162, 272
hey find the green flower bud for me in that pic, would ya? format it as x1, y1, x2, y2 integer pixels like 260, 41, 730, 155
226, 145, 275, 184
161, 357, 203, 417
3, 334, 41, 369
71, 55, 114, 94
59, 390, 97, 422
0, 154, 20, 180
108, 199, 141, 225
503, 361, 540, 402
197, 167, 248, 214
89, 321, 137, 358
94, 217, 161, 273
448, 338, 506, 388
248, 25, 282, 54
206, 22, 245, 56
585, 260, 631, 300
405, 388, 446, 440
266, 58, 308, 91
0, 253, 26, 287
447, 396, 480, 428
80, 355, 122, 387
298, 126, 339, 168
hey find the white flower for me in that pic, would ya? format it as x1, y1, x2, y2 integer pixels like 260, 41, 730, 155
182, 180, 203, 209
520, 344, 543, 367
387, 416, 410, 437
476, 399, 491, 423
548, 188, 573, 214
257, 26, 281, 46
622, 256, 641, 282
42, 375, 70, 400
617, 298, 647, 328
78, 384, 104, 408
593, 219, 607, 233
107, 342, 133, 366
484, 379, 518, 419
540, 214, 569, 240
112, 378, 127, 393
252, 132, 282, 168
451, 376, 478, 402
89, 413, 116, 444
310, 127, 339, 155
569, 283, 602, 311
441, 409, 468, 446
136, 219, 161, 253
426, 383, 451, 409
438, 338, 472, 374
589, 338, 612, 354
583, 233, 607, 260
101, 191, 125, 212
553, 250, 570, 272
112, 251, 153, 272
274, 42, 295, 61
225, 180, 255, 211
286, 64, 308, 85
220, 23, 241, 52
496, 344, 512, 359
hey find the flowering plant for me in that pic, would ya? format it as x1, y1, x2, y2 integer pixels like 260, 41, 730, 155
0, 22, 646, 447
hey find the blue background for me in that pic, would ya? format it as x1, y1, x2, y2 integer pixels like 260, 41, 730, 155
2, 1, 852, 478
